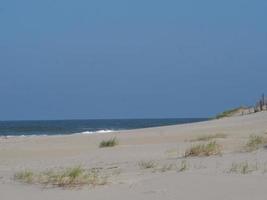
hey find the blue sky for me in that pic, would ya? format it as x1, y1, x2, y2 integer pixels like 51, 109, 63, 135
0, 0, 267, 120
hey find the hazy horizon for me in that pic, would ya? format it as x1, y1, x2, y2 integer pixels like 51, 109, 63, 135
0, 0, 266, 120
0, 117, 210, 122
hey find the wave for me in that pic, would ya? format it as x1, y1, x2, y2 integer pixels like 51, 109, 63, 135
79, 130, 115, 135
0, 130, 115, 138
1, 134, 48, 138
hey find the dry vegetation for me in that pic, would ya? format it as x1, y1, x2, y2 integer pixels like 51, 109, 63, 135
153, 160, 189, 173
215, 107, 245, 119
99, 137, 118, 148
190, 133, 227, 142
177, 160, 189, 172
159, 164, 176, 172
14, 170, 34, 184
185, 141, 221, 157
138, 160, 157, 169
14, 166, 108, 188
245, 135, 266, 152
228, 161, 258, 174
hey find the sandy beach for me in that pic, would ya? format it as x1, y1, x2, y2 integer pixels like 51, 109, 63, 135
1, 111, 267, 200
2, 0, 267, 199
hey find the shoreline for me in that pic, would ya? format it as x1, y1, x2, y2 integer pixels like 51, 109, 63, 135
0, 118, 209, 138
1, 111, 267, 200
0, 130, 116, 138
0, 111, 265, 140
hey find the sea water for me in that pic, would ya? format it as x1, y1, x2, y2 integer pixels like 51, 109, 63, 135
0, 118, 207, 137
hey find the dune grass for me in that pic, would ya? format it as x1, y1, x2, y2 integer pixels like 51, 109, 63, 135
245, 135, 265, 152
153, 161, 189, 173
184, 141, 221, 157
14, 170, 34, 184
177, 160, 189, 172
215, 107, 244, 119
138, 160, 157, 169
190, 133, 227, 142
228, 161, 258, 174
99, 137, 118, 148
156, 163, 176, 173
14, 166, 107, 188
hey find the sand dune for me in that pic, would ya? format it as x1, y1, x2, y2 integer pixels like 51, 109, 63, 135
1, 111, 267, 200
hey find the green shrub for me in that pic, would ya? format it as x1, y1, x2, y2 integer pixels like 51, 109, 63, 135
99, 137, 118, 148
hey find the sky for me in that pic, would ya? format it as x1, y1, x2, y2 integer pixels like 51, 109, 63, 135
0, 0, 267, 120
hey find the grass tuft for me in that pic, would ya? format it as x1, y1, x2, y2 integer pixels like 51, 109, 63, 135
216, 107, 244, 119
190, 133, 227, 142
178, 160, 189, 172
228, 161, 258, 174
14, 170, 34, 183
184, 141, 221, 157
138, 160, 157, 169
14, 166, 108, 188
99, 137, 118, 148
157, 164, 175, 173
245, 135, 265, 152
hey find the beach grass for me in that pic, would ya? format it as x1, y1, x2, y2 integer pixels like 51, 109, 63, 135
177, 160, 189, 172
138, 160, 157, 169
216, 107, 244, 119
245, 135, 265, 152
99, 137, 118, 148
228, 161, 258, 174
14, 166, 107, 188
14, 170, 34, 184
190, 133, 227, 142
157, 163, 175, 172
184, 141, 221, 157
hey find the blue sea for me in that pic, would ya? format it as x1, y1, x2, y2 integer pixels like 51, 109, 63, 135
0, 118, 207, 137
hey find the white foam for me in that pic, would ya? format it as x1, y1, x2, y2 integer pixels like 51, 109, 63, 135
80, 130, 114, 135
1, 134, 48, 139
0, 130, 114, 138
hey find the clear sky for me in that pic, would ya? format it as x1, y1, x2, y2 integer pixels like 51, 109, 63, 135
0, 0, 267, 120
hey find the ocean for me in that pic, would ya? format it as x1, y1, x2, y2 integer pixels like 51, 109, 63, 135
0, 118, 207, 137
